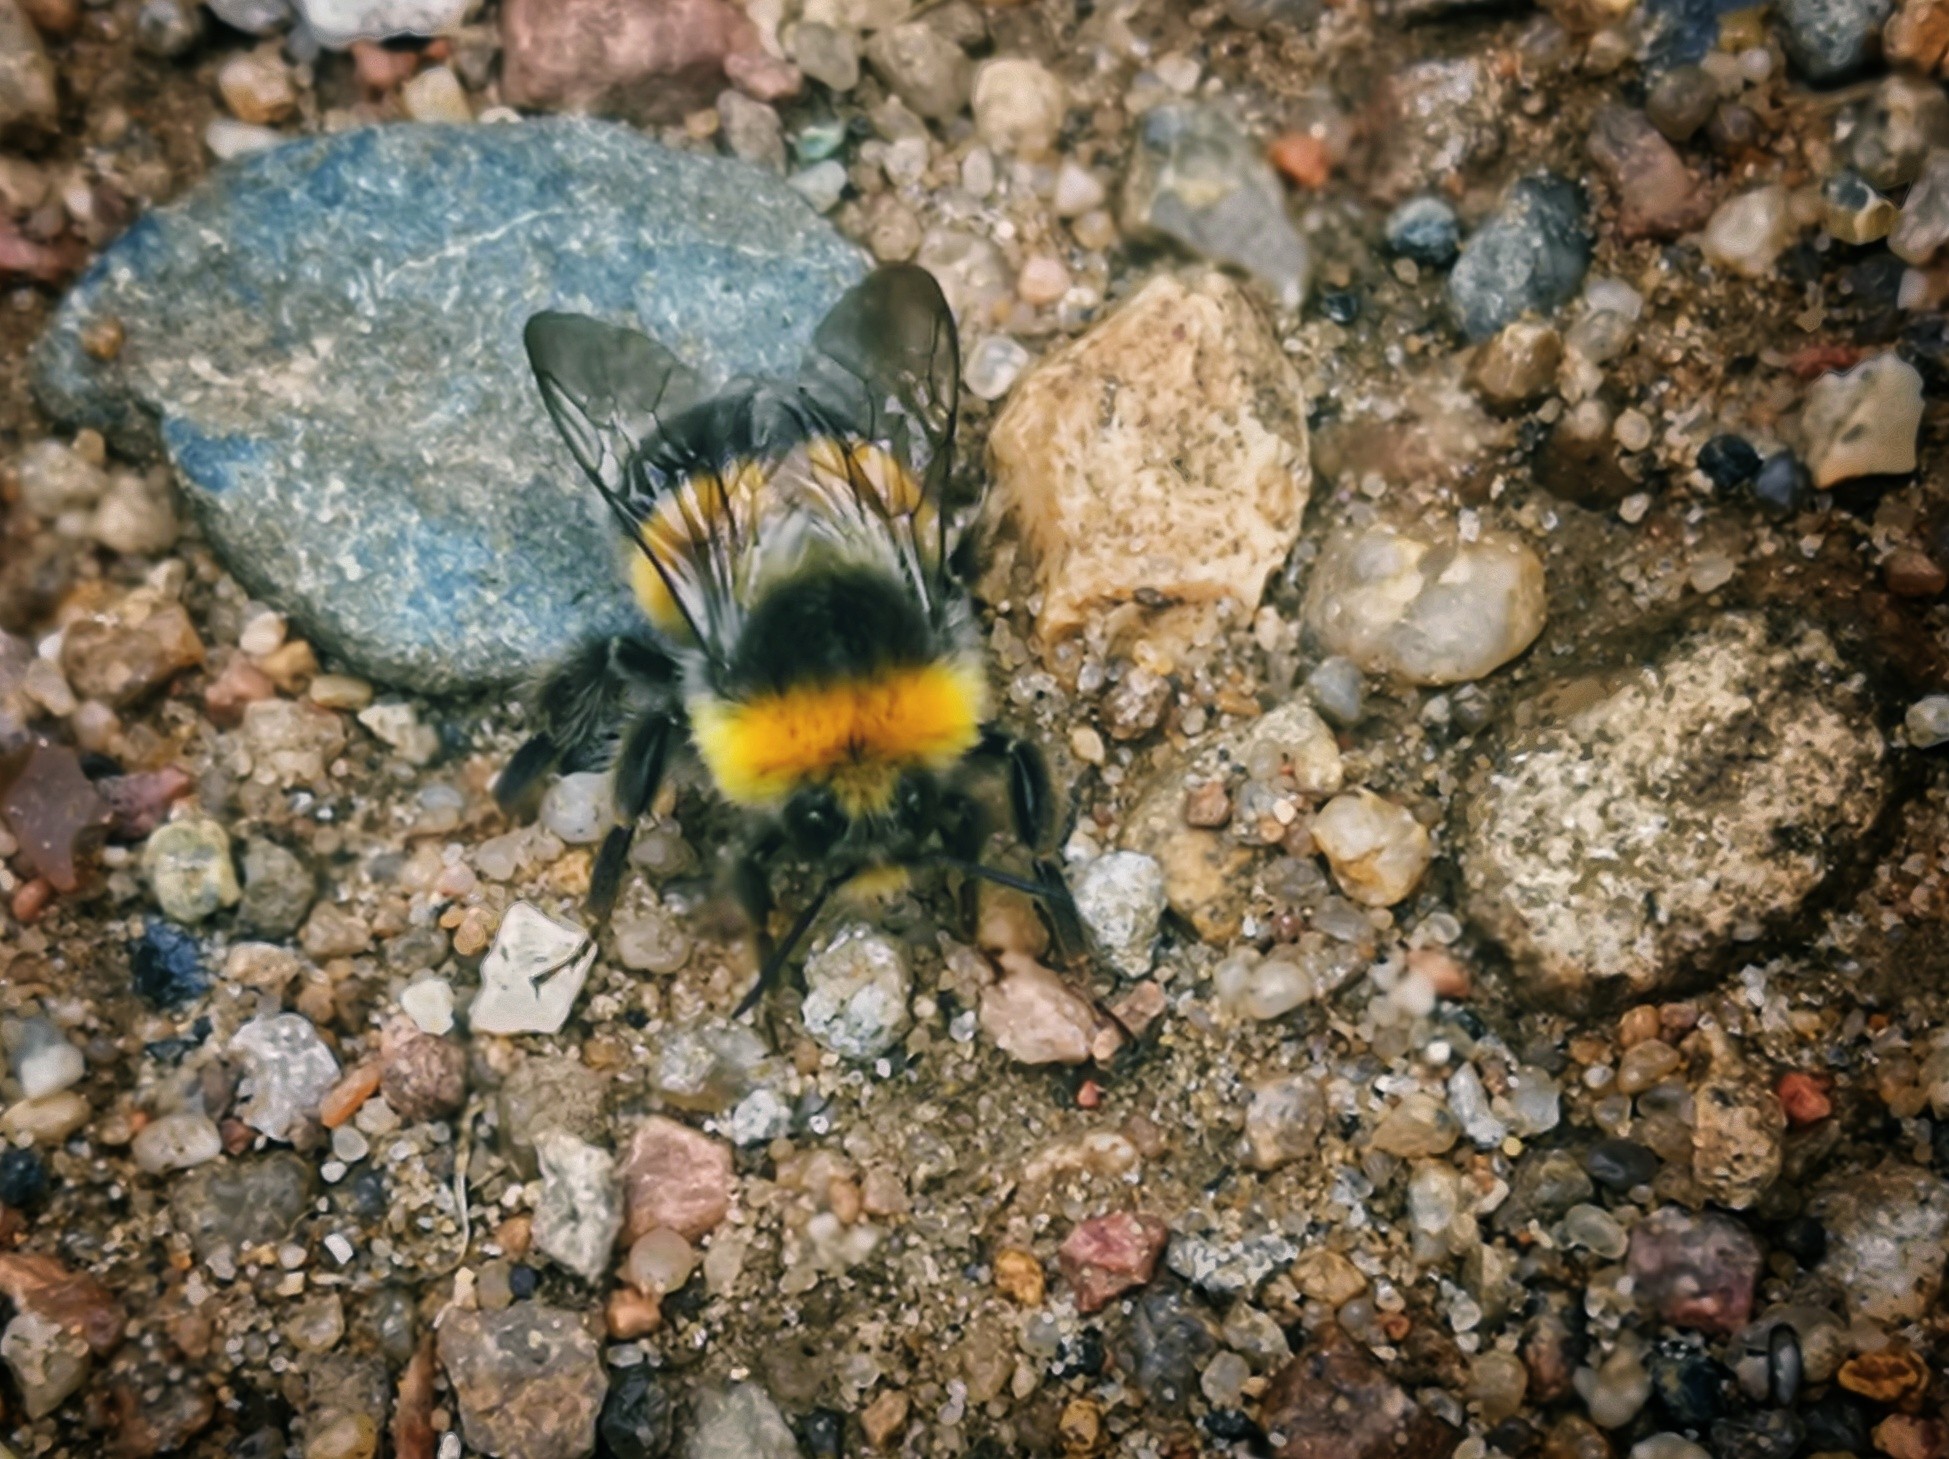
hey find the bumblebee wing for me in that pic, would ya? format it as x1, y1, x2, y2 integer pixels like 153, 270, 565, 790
795, 265, 960, 610
525, 311, 713, 643
524, 311, 704, 523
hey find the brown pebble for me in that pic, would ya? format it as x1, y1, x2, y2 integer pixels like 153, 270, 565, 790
1618, 1004, 1661, 1048
256, 638, 319, 692
993, 1246, 1046, 1306
861, 1388, 910, 1449
1268, 131, 1331, 187
495, 1214, 533, 1259
1183, 779, 1231, 828
10, 877, 52, 924
1886, 548, 1947, 598
203, 656, 277, 727
605, 1286, 663, 1339
80, 317, 124, 361
1838, 1346, 1930, 1404
1407, 946, 1470, 999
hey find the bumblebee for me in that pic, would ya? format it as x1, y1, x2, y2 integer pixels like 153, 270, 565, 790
495, 264, 1071, 1012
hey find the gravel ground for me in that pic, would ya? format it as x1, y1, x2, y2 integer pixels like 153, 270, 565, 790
2, 1, 1949, 1457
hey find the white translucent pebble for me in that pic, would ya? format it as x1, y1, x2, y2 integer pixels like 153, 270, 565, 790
1052, 160, 1107, 217
1907, 694, 1949, 748
1575, 1341, 1652, 1429
538, 770, 613, 845
789, 160, 848, 214
1505, 1065, 1561, 1135
131, 1111, 223, 1174
206, 118, 284, 161
294, 0, 471, 49
10, 1018, 85, 1100
401, 65, 471, 123
1701, 184, 1795, 278
399, 977, 455, 1036
229, 1013, 342, 1141
964, 335, 1031, 401
1581, 275, 1644, 320
238, 608, 286, 657
470, 901, 597, 1036
1448, 1063, 1508, 1147
625, 1227, 699, 1294
1797, 354, 1923, 489
1071, 851, 1166, 978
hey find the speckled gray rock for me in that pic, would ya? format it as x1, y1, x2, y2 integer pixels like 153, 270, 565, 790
1460, 614, 1891, 1003
1072, 851, 1167, 978
169, 1152, 315, 1259
1773, 0, 1893, 82
1121, 103, 1310, 308
799, 925, 912, 1060
32, 120, 865, 692
1448, 174, 1592, 342
439, 1306, 607, 1459
532, 1131, 623, 1284
1809, 1163, 1949, 1323
684, 1382, 801, 1459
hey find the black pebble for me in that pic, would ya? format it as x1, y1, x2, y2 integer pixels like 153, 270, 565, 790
1768, 1322, 1802, 1407
338, 1166, 389, 1221
509, 1264, 539, 1300
0, 1148, 49, 1209
1931, 1117, 1949, 1174
1801, 1391, 1870, 1454
1201, 1408, 1261, 1442
129, 921, 210, 1009
1054, 1327, 1106, 1380
596, 1363, 677, 1459
1752, 452, 1812, 515
1319, 290, 1360, 325
1650, 1344, 1730, 1428
1697, 433, 1761, 489
1484, 1418, 1540, 1457
1585, 1137, 1659, 1192
1773, 1214, 1826, 1267
797, 1408, 845, 1458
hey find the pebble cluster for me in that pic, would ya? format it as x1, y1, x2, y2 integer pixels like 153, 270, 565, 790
0, 0, 1947, 1456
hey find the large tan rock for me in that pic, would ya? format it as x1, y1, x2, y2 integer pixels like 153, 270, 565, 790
983, 271, 1309, 653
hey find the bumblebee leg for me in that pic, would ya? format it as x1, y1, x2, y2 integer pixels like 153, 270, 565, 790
588, 711, 678, 921
726, 838, 778, 983
975, 725, 1054, 852
495, 633, 677, 813
938, 789, 990, 938
1033, 854, 1090, 967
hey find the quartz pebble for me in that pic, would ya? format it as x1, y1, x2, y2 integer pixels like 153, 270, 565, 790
1242, 1073, 1326, 1171
1797, 354, 1924, 487
230, 1013, 341, 1142
971, 57, 1065, 157
131, 1111, 223, 1174
1310, 789, 1434, 907
1702, 185, 1796, 278
8, 1017, 84, 1100
538, 771, 612, 844
683, 1383, 800, 1459
471, 901, 597, 1036
237, 838, 314, 937
1371, 1091, 1461, 1157
1808, 1163, 1949, 1322
799, 925, 912, 1059
399, 978, 454, 1036
1302, 522, 1547, 685
1071, 852, 1166, 978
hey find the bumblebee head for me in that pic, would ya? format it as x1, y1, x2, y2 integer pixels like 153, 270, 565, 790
784, 768, 941, 858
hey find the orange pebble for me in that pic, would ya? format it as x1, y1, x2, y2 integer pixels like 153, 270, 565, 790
320, 1062, 383, 1128
606, 1286, 663, 1339
1076, 1079, 1104, 1110
10, 878, 52, 924
1776, 1071, 1832, 1126
1268, 131, 1332, 189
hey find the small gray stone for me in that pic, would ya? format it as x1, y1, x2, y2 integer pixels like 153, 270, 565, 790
169, 1152, 315, 1259
32, 121, 865, 693
1843, 77, 1949, 191
6, 1016, 84, 1100
439, 1307, 607, 1459
143, 818, 242, 925
230, 1012, 341, 1141
717, 91, 786, 172
238, 838, 315, 938
533, 1131, 623, 1285
1122, 102, 1311, 308
1773, 0, 1893, 82
1072, 851, 1167, 979
1448, 174, 1592, 342
684, 1382, 800, 1459
204, 0, 292, 33
1242, 1073, 1327, 1171
1385, 196, 1460, 267
1, 1309, 90, 1421
862, 23, 970, 120
295, 0, 470, 47
1890, 149, 1949, 266
1305, 656, 1365, 727
135, 0, 204, 55
800, 926, 912, 1059
727, 1087, 795, 1145
789, 21, 859, 90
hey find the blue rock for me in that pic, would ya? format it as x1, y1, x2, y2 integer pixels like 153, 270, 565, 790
1641, 0, 1757, 68
1447, 174, 1591, 343
33, 120, 866, 693
1384, 196, 1460, 268
129, 919, 208, 1008
1773, 0, 1893, 83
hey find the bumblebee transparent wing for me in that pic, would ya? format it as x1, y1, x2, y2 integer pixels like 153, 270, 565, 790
523, 311, 704, 521
795, 265, 961, 608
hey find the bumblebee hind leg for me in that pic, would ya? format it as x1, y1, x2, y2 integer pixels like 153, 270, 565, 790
588, 710, 678, 919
